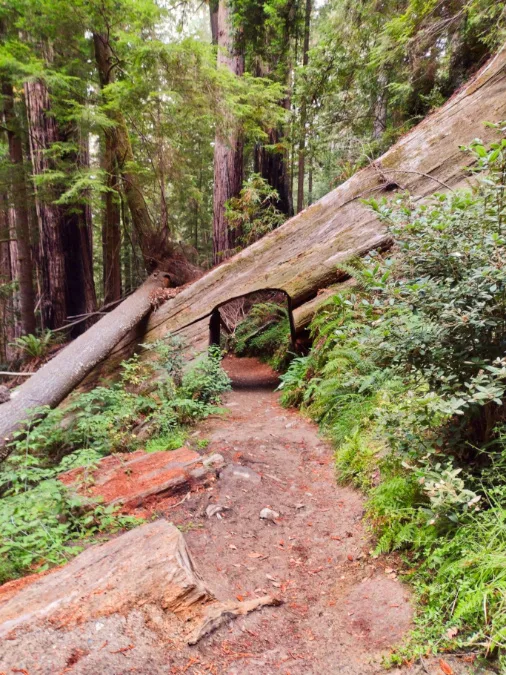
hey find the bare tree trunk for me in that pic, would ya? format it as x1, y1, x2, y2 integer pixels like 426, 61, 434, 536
93, 32, 168, 272
24, 79, 67, 329
0, 197, 15, 362
212, 0, 244, 265
209, 0, 219, 44
254, 120, 293, 217
102, 132, 122, 304
2, 82, 36, 335
296, 0, 311, 214
373, 71, 388, 140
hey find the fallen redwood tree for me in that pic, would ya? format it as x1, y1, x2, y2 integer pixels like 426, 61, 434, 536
0, 273, 164, 459
1, 46, 506, 460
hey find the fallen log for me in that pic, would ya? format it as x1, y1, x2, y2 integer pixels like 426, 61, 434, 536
2, 47, 506, 459
94, 46, 506, 365
0, 272, 163, 459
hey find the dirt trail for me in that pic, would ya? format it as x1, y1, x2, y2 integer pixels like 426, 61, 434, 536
1, 356, 476, 674
160, 356, 413, 673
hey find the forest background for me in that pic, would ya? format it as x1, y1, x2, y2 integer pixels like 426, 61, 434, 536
1, 0, 504, 363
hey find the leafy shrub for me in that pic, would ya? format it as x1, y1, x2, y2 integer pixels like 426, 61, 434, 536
145, 430, 187, 453
180, 345, 231, 404
279, 130, 506, 664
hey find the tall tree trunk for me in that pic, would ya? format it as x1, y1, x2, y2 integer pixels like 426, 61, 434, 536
0, 196, 15, 362
296, 0, 311, 214
212, 0, 245, 265
77, 137, 98, 322
253, 99, 293, 217
209, 0, 219, 44
93, 32, 168, 272
24, 79, 67, 329
373, 71, 388, 140
102, 132, 122, 304
2, 82, 36, 335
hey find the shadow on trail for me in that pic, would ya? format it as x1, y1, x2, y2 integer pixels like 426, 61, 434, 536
222, 355, 280, 391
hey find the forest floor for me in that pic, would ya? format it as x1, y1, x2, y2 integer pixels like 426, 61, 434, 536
0, 357, 484, 674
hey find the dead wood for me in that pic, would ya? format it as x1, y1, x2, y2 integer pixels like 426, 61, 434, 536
0, 272, 164, 460
92, 46, 506, 372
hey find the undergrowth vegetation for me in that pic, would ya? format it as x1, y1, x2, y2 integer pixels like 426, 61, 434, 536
232, 301, 292, 370
0, 341, 230, 584
279, 128, 506, 666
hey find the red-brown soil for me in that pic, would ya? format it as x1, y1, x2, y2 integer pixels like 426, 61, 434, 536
0, 356, 480, 674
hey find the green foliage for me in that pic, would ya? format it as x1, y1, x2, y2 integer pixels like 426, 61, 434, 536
145, 429, 187, 453
233, 301, 291, 370
280, 139, 506, 663
0, 340, 231, 583
180, 345, 231, 404
10, 330, 56, 359
0, 472, 137, 584
225, 173, 286, 248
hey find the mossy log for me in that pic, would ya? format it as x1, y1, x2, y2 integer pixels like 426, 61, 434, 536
1, 47, 506, 460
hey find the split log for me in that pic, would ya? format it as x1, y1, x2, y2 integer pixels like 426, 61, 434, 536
0, 273, 163, 459
2, 47, 506, 459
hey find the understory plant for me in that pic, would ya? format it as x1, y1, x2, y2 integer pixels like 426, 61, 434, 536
279, 130, 506, 666
0, 338, 230, 583
233, 301, 292, 370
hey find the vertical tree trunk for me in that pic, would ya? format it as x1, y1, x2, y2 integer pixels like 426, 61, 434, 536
210, 0, 219, 44
212, 0, 244, 265
2, 82, 36, 335
102, 132, 122, 304
93, 32, 164, 271
0, 196, 15, 362
296, 0, 311, 214
77, 138, 98, 321
373, 71, 388, 140
24, 79, 67, 329
253, 105, 293, 216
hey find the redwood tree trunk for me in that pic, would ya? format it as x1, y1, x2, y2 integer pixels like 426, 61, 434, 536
102, 133, 122, 304
212, 0, 244, 265
0, 197, 15, 362
2, 81, 36, 335
296, 0, 311, 214
24, 78, 67, 329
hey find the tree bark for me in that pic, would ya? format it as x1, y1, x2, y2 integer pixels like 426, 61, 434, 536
296, 0, 311, 214
102, 132, 122, 304
0, 197, 15, 363
0, 272, 164, 459
212, 0, 245, 265
93, 32, 166, 272
24, 79, 67, 330
209, 0, 219, 44
2, 82, 36, 335
25, 78, 97, 332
